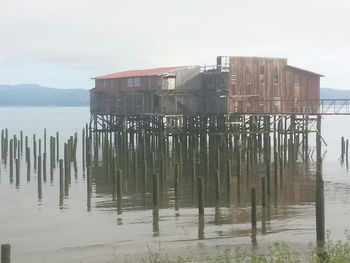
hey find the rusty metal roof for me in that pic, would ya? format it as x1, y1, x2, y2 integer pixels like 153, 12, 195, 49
94, 66, 191, 79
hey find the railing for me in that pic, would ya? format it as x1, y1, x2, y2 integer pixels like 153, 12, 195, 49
229, 99, 350, 115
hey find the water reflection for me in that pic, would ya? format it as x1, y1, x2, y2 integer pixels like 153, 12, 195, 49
0, 128, 323, 245
198, 214, 205, 240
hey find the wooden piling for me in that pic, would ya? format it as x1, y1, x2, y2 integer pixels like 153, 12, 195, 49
59, 159, 64, 208
20, 130, 23, 154
175, 162, 180, 212
143, 160, 147, 193
15, 159, 20, 188
43, 152, 47, 183
215, 170, 220, 205
316, 115, 325, 249
117, 169, 122, 202
9, 139, 13, 183
44, 128, 47, 154
33, 135, 37, 170
152, 173, 159, 211
26, 147, 30, 182
251, 187, 257, 230
236, 141, 241, 204
226, 159, 231, 207
261, 176, 266, 208
38, 156, 42, 201
346, 139, 349, 160
56, 132, 59, 161
273, 150, 278, 207
1, 244, 11, 263
82, 129, 85, 171
191, 150, 196, 195
38, 155, 42, 182
197, 176, 204, 215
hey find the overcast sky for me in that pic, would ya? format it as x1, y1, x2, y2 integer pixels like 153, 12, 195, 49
0, 0, 349, 89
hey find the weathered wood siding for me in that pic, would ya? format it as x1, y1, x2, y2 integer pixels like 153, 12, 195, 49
91, 58, 322, 115
202, 71, 229, 114
228, 56, 287, 113
95, 76, 162, 93
174, 67, 202, 90
284, 66, 320, 113
226, 56, 321, 113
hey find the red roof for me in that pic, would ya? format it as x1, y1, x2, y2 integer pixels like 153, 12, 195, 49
94, 66, 189, 79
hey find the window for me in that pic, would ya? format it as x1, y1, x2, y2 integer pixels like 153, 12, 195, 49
134, 77, 140, 87
245, 65, 252, 84
294, 75, 300, 86
294, 75, 300, 97
259, 75, 265, 85
273, 66, 279, 85
259, 64, 265, 85
231, 74, 237, 84
127, 77, 141, 87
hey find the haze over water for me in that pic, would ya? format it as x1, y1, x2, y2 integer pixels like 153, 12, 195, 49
0, 107, 349, 262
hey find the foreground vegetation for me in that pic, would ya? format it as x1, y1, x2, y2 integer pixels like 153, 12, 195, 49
140, 233, 350, 263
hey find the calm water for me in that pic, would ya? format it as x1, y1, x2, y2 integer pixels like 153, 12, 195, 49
0, 107, 349, 263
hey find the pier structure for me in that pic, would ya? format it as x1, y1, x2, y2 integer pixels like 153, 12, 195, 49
89, 55, 328, 136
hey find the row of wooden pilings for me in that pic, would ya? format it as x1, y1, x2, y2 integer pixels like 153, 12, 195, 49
0, 114, 325, 260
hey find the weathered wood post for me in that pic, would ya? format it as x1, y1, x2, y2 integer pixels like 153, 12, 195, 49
303, 115, 308, 163
59, 159, 64, 208
82, 129, 85, 171
197, 176, 204, 216
43, 152, 47, 183
175, 162, 180, 212
143, 160, 147, 194
215, 170, 220, 205
38, 155, 42, 183
15, 159, 20, 188
9, 139, 13, 183
341, 136, 345, 163
315, 114, 325, 249
226, 159, 231, 207
1, 244, 11, 263
191, 150, 196, 195
236, 138, 241, 205
274, 150, 278, 207
44, 128, 47, 154
38, 157, 42, 201
56, 132, 59, 161
153, 173, 159, 213
198, 212, 205, 240
33, 135, 37, 170
20, 130, 23, 155
26, 147, 31, 182
266, 152, 271, 205
116, 169, 122, 203
251, 187, 257, 230
261, 176, 266, 209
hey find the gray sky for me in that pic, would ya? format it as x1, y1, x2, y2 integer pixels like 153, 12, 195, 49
0, 0, 349, 89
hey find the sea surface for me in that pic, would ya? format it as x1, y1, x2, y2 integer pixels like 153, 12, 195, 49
0, 107, 349, 262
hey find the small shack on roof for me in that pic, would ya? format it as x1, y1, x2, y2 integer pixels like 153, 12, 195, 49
90, 56, 323, 115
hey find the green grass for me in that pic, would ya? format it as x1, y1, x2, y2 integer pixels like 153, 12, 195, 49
141, 232, 350, 263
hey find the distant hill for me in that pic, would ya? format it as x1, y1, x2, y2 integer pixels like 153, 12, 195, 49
0, 84, 348, 107
320, 88, 350, 100
0, 84, 89, 106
